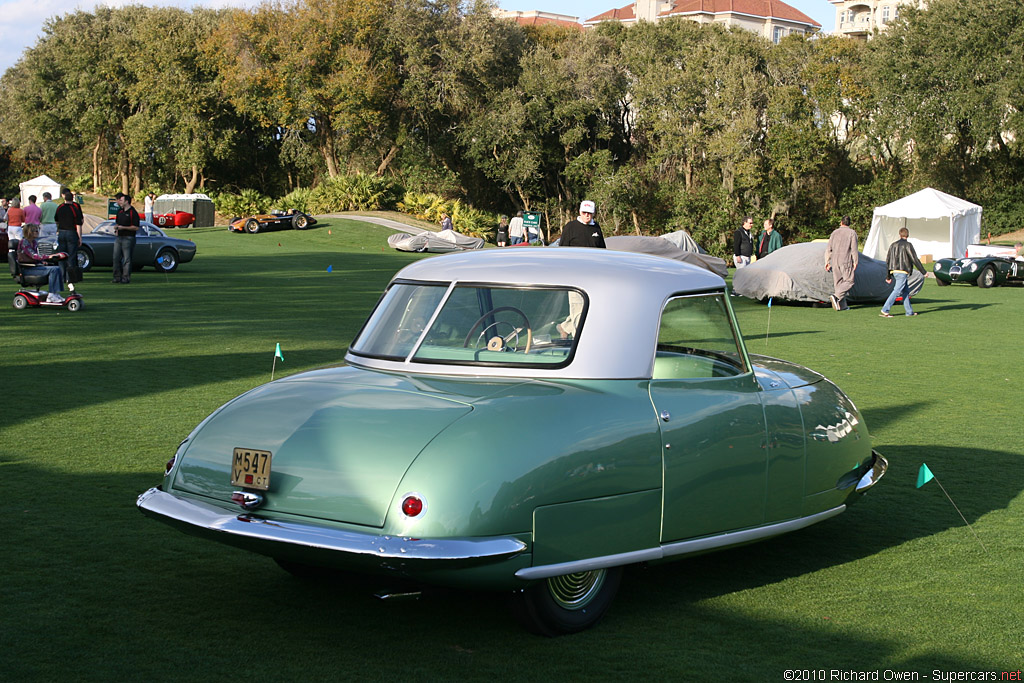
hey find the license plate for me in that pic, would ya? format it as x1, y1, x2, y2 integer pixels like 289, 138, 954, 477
231, 448, 273, 490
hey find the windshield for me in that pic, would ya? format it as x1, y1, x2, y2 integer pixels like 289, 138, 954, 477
350, 282, 585, 367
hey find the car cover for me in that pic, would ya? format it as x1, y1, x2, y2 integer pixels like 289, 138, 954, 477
731, 242, 925, 303
605, 235, 728, 278
387, 230, 485, 253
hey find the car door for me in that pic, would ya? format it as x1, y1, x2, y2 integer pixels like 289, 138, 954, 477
132, 225, 158, 266
648, 293, 769, 543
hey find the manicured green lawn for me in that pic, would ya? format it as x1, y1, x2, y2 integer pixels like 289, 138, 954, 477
2, 221, 1021, 680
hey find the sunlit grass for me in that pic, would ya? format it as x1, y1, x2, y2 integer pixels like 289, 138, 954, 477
1, 222, 1021, 680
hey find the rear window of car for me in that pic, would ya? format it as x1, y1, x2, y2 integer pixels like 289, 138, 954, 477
349, 282, 585, 367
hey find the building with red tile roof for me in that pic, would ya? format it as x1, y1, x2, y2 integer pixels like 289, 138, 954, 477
493, 9, 586, 30
583, 0, 820, 41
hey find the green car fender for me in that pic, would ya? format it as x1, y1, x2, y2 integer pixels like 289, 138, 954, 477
388, 378, 664, 562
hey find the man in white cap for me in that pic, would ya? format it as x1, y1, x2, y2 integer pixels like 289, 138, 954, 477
559, 200, 605, 248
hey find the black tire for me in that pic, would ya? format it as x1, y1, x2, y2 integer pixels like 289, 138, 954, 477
292, 214, 309, 230
977, 265, 996, 288
66, 298, 83, 312
245, 219, 261, 234
935, 277, 949, 286
13, 294, 28, 310
508, 567, 623, 636
77, 247, 94, 272
154, 248, 179, 273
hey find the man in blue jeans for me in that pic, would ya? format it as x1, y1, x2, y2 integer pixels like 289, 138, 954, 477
880, 227, 927, 317
111, 193, 140, 284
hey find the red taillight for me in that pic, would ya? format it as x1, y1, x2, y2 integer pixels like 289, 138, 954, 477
401, 495, 424, 517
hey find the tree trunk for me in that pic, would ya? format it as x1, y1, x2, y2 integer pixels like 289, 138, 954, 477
132, 165, 142, 198
92, 135, 103, 194
182, 166, 199, 193
376, 145, 399, 176
316, 116, 339, 178
631, 210, 641, 235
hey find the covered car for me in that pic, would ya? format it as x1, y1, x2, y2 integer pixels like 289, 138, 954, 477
732, 242, 925, 304
138, 248, 886, 635
387, 230, 484, 252
605, 235, 727, 277
79, 221, 197, 273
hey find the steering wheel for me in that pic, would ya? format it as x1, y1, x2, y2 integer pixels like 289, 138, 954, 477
463, 306, 533, 354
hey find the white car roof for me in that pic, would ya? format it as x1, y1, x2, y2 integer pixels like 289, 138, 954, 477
346, 248, 728, 380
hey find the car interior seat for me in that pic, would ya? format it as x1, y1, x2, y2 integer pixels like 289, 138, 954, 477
8, 239, 51, 290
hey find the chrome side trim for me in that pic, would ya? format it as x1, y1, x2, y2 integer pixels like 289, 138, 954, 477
856, 450, 889, 493
515, 505, 846, 580
137, 488, 526, 563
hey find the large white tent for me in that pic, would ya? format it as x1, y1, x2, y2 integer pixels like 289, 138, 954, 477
863, 188, 981, 261
18, 174, 63, 207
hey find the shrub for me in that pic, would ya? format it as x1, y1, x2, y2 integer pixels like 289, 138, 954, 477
209, 189, 271, 220
307, 173, 401, 214
396, 192, 498, 238
279, 187, 315, 213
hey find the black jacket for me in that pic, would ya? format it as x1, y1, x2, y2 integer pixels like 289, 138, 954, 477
885, 238, 926, 276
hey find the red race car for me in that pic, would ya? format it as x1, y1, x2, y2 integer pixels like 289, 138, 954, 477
153, 211, 195, 228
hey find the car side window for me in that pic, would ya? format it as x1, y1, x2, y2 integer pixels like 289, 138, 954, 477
653, 294, 747, 379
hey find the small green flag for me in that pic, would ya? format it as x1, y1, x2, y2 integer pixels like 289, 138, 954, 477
275, 343, 284, 361
916, 463, 934, 488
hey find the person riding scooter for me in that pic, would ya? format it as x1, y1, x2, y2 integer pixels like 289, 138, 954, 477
17, 224, 67, 303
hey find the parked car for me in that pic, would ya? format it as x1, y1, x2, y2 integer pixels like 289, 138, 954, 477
78, 221, 197, 273
137, 248, 887, 635
229, 209, 316, 234
933, 254, 1024, 287
153, 210, 195, 228
732, 242, 925, 304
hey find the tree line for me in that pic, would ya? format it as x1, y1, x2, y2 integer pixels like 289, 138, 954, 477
0, 0, 1020, 252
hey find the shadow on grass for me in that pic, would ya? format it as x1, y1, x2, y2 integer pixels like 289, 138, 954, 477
3, 440, 1018, 679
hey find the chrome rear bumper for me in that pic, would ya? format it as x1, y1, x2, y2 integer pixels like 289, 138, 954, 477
137, 487, 526, 566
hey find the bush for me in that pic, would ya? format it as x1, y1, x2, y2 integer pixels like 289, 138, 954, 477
307, 173, 401, 214
396, 192, 498, 238
209, 189, 271, 220
279, 187, 315, 213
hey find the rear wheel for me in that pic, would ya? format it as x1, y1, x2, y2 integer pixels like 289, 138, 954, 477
77, 247, 93, 272
977, 265, 996, 288
508, 567, 623, 636
245, 219, 260, 234
13, 294, 29, 310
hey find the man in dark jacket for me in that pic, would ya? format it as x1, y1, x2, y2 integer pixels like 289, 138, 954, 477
559, 200, 605, 248
733, 217, 754, 268
880, 227, 927, 317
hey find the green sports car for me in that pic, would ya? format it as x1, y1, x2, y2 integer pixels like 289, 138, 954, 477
137, 248, 887, 635
933, 254, 1024, 287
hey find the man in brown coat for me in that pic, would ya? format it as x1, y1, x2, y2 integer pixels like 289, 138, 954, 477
824, 216, 859, 311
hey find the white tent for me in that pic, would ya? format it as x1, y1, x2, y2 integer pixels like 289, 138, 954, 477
863, 188, 981, 261
19, 174, 63, 207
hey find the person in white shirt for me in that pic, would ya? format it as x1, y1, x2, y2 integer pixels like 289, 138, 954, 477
508, 211, 525, 245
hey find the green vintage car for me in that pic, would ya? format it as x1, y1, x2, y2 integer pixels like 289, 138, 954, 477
137, 248, 887, 635
933, 254, 1024, 287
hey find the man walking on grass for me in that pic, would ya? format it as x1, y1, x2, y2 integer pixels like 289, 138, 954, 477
880, 227, 927, 318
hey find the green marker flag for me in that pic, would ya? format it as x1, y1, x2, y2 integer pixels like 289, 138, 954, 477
916, 463, 934, 488
275, 343, 284, 361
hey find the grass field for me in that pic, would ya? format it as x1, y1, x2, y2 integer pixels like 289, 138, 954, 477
2, 220, 1022, 681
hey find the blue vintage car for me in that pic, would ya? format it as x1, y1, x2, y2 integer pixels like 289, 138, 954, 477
138, 249, 886, 635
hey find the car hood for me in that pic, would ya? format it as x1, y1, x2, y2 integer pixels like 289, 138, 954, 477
170, 367, 521, 527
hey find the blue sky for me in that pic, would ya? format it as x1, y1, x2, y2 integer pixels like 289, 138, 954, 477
0, 0, 836, 79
